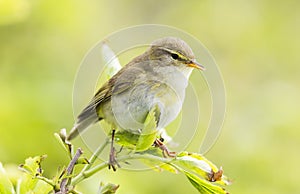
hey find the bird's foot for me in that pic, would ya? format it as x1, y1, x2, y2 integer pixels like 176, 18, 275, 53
153, 138, 176, 157
108, 146, 121, 171
108, 129, 121, 171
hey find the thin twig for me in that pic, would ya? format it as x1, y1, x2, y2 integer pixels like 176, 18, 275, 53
57, 148, 83, 194
71, 139, 109, 185
84, 138, 109, 171
36, 175, 55, 187
71, 153, 174, 185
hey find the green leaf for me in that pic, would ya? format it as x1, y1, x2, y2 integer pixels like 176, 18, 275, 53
135, 106, 159, 151
183, 170, 228, 194
115, 130, 140, 149
76, 157, 90, 165
138, 148, 178, 174
153, 163, 178, 174
52, 166, 66, 188
18, 156, 53, 193
19, 155, 46, 176
110, 105, 160, 152
98, 182, 119, 194
176, 152, 230, 185
0, 163, 16, 194
54, 129, 73, 158
135, 131, 157, 152
17, 178, 53, 194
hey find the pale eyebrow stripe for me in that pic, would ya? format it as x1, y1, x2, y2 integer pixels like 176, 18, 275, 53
157, 47, 189, 61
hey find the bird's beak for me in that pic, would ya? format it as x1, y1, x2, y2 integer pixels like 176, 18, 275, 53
187, 60, 205, 70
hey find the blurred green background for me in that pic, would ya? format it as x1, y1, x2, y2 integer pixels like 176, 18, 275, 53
1, 0, 299, 193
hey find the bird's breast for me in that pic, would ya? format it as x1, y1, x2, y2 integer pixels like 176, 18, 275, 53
102, 65, 190, 132
103, 81, 187, 132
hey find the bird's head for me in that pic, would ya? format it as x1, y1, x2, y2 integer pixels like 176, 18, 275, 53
149, 37, 205, 72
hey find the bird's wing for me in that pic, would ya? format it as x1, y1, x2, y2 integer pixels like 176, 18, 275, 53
67, 64, 145, 140
77, 65, 145, 122
67, 81, 111, 140
76, 81, 111, 123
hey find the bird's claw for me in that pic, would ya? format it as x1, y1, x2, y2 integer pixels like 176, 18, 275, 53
108, 146, 120, 171
154, 138, 176, 157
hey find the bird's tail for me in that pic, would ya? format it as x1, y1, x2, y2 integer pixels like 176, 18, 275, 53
67, 109, 101, 141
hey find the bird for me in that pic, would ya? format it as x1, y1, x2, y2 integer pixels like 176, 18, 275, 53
67, 37, 205, 171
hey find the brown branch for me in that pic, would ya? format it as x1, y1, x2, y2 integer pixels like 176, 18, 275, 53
56, 148, 83, 194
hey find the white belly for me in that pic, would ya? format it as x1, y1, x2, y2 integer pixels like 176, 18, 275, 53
103, 81, 186, 132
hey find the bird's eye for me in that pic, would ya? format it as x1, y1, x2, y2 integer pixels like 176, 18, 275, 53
171, 53, 179, 60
